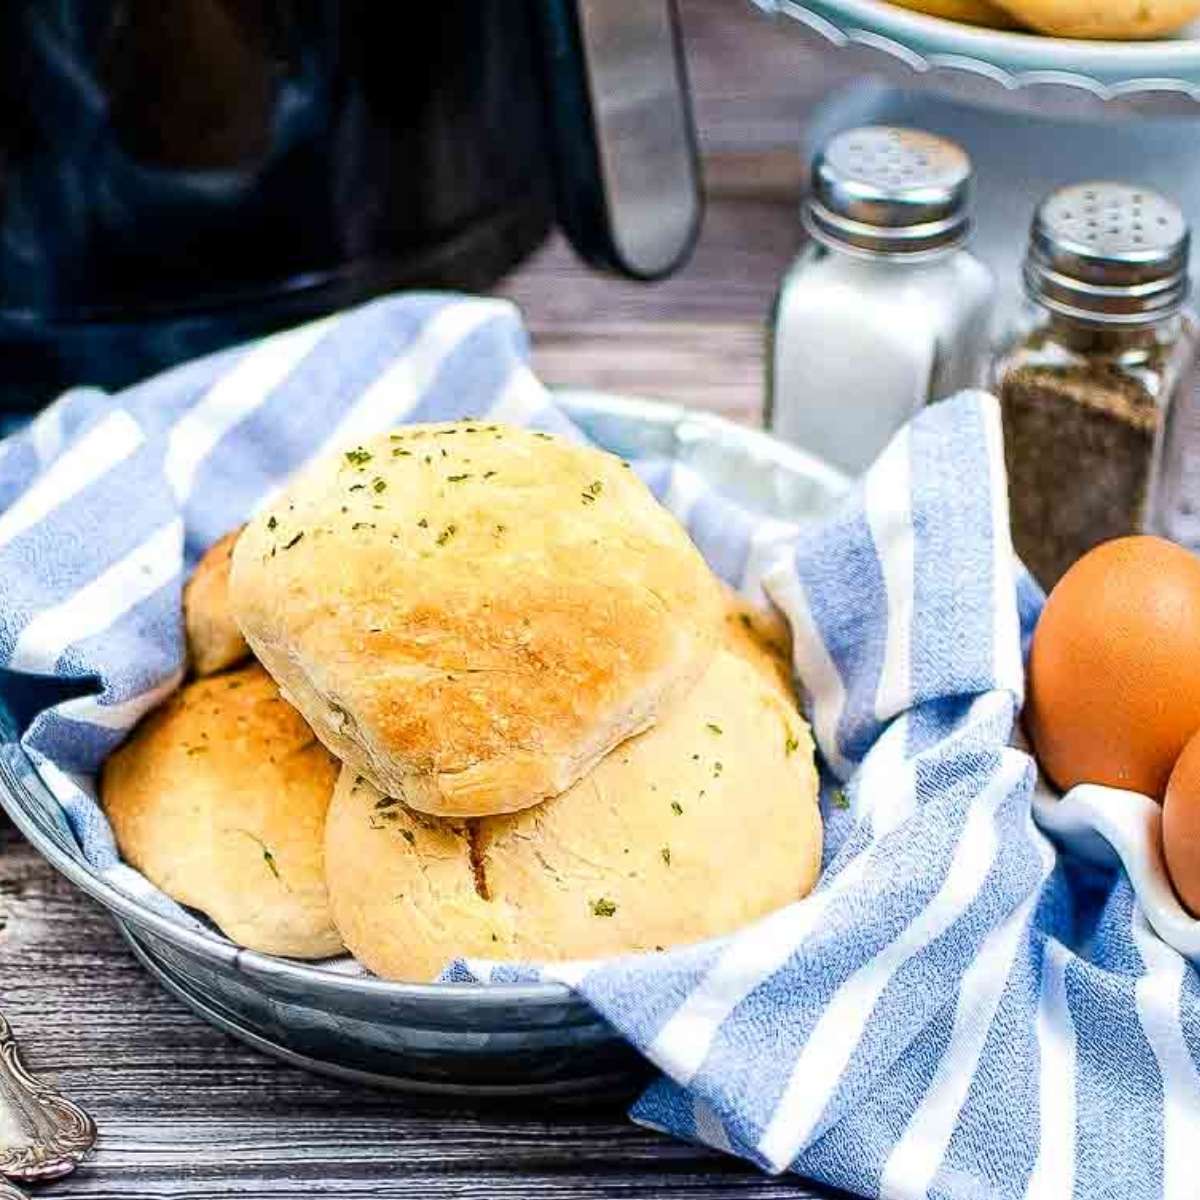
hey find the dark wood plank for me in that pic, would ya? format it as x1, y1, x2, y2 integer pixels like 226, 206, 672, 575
531, 321, 768, 423
499, 188, 802, 331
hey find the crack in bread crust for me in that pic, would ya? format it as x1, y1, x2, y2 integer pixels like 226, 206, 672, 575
323, 648, 822, 980
466, 822, 490, 901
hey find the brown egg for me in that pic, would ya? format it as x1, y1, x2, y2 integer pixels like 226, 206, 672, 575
1164, 728, 1200, 917
1026, 536, 1200, 798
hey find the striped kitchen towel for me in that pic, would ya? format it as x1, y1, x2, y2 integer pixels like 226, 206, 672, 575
1, 294, 1197, 1200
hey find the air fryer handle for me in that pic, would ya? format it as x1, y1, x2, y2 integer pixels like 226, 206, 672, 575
539, 0, 703, 280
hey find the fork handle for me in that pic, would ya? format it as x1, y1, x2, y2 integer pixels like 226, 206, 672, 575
0, 1011, 95, 1183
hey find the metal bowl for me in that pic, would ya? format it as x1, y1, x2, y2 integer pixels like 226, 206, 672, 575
0, 391, 847, 1098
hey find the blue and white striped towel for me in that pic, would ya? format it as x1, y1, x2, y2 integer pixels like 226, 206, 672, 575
2, 294, 1198, 1200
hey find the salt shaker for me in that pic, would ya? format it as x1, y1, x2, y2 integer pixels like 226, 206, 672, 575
993, 182, 1199, 588
766, 126, 995, 476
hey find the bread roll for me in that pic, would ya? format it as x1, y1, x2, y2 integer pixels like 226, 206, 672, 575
885, 0, 1021, 29
183, 527, 250, 676
722, 586, 793, 696
230, 423, 723, 818
101, 664, 342, 958
325, 649, 822, 981
992, 0, 1200, 36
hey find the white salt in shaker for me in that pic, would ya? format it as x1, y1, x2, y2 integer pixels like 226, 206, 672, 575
766, 126, 995, 476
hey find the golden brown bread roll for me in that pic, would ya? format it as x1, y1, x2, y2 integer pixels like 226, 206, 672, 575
721, 586, 793, 697
101, 664, 342, 959
183, 527, 250, 677
325, 649, 822, 981
992, 0, 1200, 36
885, 0, 1021, 29
229, 422, 723, 819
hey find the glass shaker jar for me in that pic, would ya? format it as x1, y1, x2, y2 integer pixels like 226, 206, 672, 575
766, 126, 995, 476
993, 182, 1198, 588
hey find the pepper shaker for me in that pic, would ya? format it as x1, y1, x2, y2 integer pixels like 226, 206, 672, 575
993, 182, 1199, 587
766, 126, 995, 476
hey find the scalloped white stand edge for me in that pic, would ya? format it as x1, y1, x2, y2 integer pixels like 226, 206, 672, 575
1032, 779, 1200, 961
755, 0, 1200, 114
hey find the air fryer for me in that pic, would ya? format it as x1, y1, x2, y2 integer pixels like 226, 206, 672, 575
0, 0, 702, 412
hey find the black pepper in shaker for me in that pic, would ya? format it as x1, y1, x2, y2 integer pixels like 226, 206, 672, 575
993, 183, 1196, 588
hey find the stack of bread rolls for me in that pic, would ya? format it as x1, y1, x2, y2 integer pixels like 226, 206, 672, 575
888, 0, 1200, 38
102, 424, 822, 980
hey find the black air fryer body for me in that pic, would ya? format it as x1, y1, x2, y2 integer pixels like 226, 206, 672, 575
0, 1, 700, 413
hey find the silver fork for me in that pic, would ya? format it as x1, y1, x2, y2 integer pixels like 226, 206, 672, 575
0, 1011, 95, 1188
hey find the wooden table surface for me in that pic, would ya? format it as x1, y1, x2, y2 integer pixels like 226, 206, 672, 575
1, 4, 857, 1196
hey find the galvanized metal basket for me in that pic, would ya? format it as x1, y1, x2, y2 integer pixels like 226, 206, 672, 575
0, 391, 847, 1098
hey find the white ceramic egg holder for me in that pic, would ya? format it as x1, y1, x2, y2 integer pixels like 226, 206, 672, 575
1034, 779, 1200, 962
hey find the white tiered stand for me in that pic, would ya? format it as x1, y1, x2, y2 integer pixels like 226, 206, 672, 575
754, 1, 1200, 311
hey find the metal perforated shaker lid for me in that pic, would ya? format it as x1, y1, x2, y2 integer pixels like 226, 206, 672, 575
804, 126, 973, 259
1024, 182, 1190, 326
